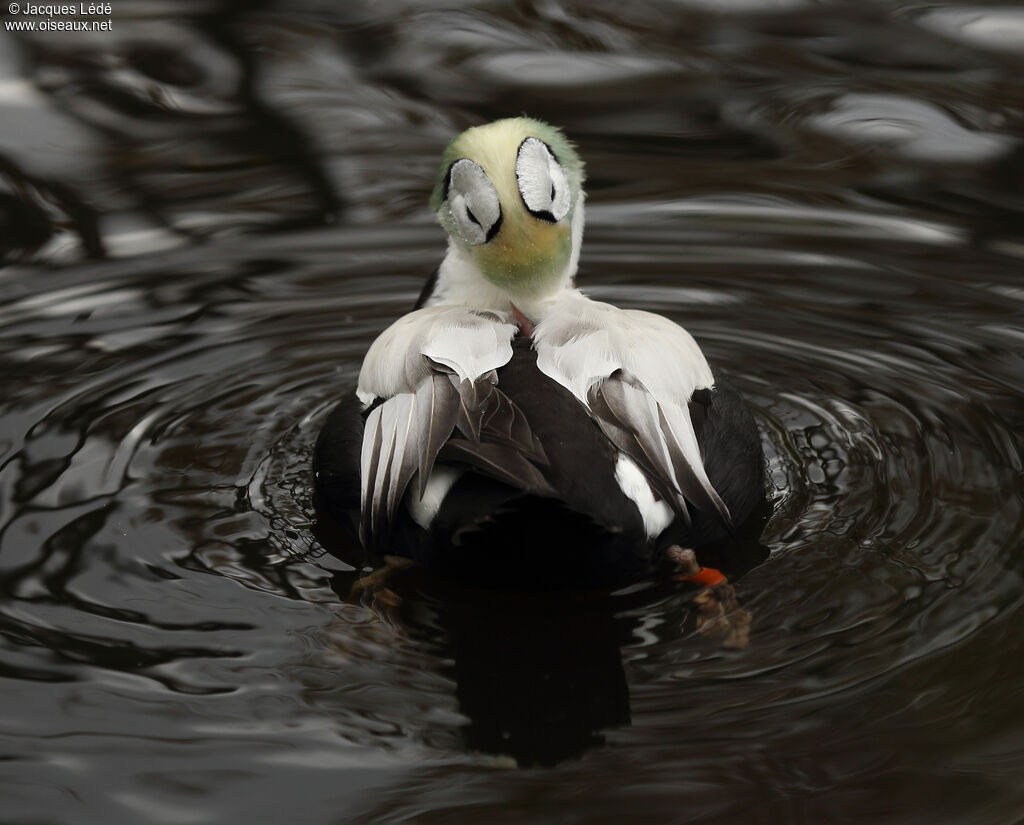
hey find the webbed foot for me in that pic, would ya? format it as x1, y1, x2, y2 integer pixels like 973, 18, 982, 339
349, 554, 416, 619
668, 546, 752, 650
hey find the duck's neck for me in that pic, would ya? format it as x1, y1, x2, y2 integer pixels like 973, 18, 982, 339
425, 239, 513, 311
423, 197, 586, 318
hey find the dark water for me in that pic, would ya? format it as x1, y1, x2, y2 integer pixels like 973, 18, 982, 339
2, 1, 1024, 822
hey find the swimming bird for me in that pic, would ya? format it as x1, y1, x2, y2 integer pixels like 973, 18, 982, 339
314, 117, 765, 589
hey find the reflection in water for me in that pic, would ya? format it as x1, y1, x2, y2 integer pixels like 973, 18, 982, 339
1, 1, 1024, 823
447, 597, 632, 768
314, 527, 770, 769
431, 535, 773, 767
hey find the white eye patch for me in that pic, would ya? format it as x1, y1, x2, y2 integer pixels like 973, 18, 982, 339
446, 159, 502, 245
515, 137, 570, 222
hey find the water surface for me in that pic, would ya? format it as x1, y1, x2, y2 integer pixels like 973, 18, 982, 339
1, 2, 1023, 823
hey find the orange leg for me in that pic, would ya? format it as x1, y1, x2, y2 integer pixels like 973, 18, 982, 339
667, 546, 752, 650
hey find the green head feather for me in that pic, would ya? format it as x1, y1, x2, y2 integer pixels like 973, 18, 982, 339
430, 117, 584, 211
430, 117, 586, 301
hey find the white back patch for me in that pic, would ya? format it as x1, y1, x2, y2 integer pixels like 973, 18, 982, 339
407, 466, 462, 529
614, 453, 674, 539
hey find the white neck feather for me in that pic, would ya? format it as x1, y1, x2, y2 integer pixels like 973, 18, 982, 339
426, 239, 512, 310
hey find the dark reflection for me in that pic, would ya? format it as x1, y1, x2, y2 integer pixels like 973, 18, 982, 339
0, 155, 103, 259
327, 564, 640, 768
320, 506, 769, 767
13, 4, 342, 252
862, 140, 1024, 247
441, 591, 631, 768
201, 4, 342, 227
0, 191, 51, 259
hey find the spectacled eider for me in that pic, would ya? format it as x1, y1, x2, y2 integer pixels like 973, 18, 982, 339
314, 118, 766, 589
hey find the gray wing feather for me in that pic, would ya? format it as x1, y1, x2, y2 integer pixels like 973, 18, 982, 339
361, 393, 417, 545
439, 439, 554, 496
360, 374, 554, 548
593, 376, 679, 486
657, 403, 731, 525
358, 307, 522, 548
453, 378, 484, 442
359, 404, 384, 545
362, 378, 553, 549
588, 380, 686, 523
386, 393, 419, 521
370, 398, 400, 537
416, 373, 459, 498
590, 373, 731, 530
480, 388, 548, 464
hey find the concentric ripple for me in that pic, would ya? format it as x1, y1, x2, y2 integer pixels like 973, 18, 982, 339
3, 213, 1024, 823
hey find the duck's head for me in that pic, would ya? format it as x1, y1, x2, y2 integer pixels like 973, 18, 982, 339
430, 117, 585, 305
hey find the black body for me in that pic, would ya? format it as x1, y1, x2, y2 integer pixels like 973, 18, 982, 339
313, 336, 766, 589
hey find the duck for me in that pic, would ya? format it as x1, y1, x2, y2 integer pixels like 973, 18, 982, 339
314, 117, 766, 590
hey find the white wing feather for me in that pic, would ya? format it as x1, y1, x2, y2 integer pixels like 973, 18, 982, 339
533, 291, 713, 405
533, 289, 729, 525
356, 306, 518, 545
358, 306, 516, 405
